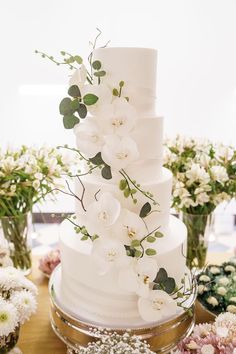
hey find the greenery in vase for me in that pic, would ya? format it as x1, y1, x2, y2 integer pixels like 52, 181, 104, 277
164, 135, 236, 268
0, 145, 72, 270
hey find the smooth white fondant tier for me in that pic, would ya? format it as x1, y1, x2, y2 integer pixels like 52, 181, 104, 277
59, 215, 187, 327
76, 168, 172, 235
93, 47, 157, 116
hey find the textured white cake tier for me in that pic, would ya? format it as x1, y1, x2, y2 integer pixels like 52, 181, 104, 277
76, 168, 172, 235
59, 215, 187, 327
93, 47, 157, 116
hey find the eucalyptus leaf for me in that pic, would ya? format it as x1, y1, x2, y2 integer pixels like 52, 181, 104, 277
68, 85, 81, 98
134, 250, 142, 258
163, 278, 176, 294
74, 55, 83, 64
154, 231, 164, 238
119, 179, 127, 191
63, 114, 80, 129
145, 248, 157, 256
81, 235, 88, 241
101, 165, 112, 180
89, 152, 104, 165
83, 93, 99, 106
59, 97, 73, 115
139, 202, 151, 218
113, 88, 119, 96
124, 189, 130, 198
94, 70, 106, 77
131, 239, 141, 248
153, 268, 168, 284
146, 236, 156, 243
92, 60, 102, 70
77, 103, 87, 118
70, 99, 80, 112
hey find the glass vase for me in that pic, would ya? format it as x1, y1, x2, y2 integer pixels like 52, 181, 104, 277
0, 213, 32, 274
0, 327, 20, 354
181, 212, 214, 270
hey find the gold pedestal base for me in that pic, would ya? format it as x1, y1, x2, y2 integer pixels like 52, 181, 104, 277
49, 266, 196, 353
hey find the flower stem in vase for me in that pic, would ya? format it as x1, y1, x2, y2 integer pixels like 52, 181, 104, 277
0, 214, 32, 274
182, 212, 212, 270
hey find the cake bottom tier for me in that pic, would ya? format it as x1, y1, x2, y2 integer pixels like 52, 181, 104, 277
59, 215, 187, 327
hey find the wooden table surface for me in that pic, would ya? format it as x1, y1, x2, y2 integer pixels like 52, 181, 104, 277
17, 252, 232, 354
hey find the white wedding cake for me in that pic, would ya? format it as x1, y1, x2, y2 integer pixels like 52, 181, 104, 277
58, 47, 188, 327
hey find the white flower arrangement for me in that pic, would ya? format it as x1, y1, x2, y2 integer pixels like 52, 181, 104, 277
0, 266, 37, 338
0, 145, 73, 218
164, 135, 236, 214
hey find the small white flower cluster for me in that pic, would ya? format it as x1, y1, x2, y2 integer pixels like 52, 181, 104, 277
73, 74, 139, 171
0, 266, 37, 337
71, 329, 155, 354
164, 135, 236, 213
0, 145, 73, 216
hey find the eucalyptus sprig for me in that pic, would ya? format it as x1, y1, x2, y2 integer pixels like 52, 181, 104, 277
112, 80, 129, 101
125, 226, 163, 259
66, 215, 99, 242
119, 169, 159, 206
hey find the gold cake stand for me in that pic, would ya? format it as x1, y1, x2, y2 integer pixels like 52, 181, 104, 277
49, 266, 196, 353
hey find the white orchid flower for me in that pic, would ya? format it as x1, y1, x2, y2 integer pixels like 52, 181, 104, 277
85, 192, 121, 237
92, 237, 130, 275
74, 119, 104, 158
138, 289, 178, 322
118, 257, 158, 297
114, 209, 146, 245
101, 135, 139, 170
97, 97, 136, 136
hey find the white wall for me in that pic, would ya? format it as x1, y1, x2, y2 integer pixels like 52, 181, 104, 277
0, 0, 236, 211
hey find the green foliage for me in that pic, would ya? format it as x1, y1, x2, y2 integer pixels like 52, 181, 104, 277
145, 248, 157, 256
113, 88, 119, 96
89, 152, 104, 165
153, 268, 176, 294
68, 85, 81, 98
83, 93, 99, 106
92, 60, 102, 70
139, 202, 151, 218
63, 115, 80, 129
146, 236, 156, 243
154, 231, 164, 238
101, 165, 112, 180
77, 104, 87, 119
119, 179, 128, 190
59, 97, 73, 115
131, 240, 141, 247
94, 70, 106, 78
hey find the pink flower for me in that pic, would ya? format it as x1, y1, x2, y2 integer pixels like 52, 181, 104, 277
39, 249, 60, 276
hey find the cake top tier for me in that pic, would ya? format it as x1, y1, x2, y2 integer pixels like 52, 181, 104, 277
93, 47, 157, 115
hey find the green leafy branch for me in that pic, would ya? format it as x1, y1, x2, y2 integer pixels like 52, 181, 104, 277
66, 215, 99, 242
125, 226, 163, 259
112, 81, 129, 101
119, 169, 159, 206
59, 85, 98, 129
151, 268, 176, 294
35, 49, 94, 84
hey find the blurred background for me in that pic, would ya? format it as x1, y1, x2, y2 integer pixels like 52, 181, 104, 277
0, 0, 235, 231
